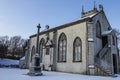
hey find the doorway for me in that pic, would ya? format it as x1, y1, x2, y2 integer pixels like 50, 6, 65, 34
112, 54, 117, 74
102, 36, 108, 47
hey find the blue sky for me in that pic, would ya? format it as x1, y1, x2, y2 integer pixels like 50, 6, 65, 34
0, 0, 120, 39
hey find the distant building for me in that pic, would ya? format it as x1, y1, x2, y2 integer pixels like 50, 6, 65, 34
27, 4, 119, 76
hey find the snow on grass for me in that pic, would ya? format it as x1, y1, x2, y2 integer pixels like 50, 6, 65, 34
0, 58, 19, 65
0, 59, 120, 80
0, 68, 120, 80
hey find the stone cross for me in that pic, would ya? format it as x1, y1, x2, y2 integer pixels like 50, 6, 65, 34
28, 24, 42, 76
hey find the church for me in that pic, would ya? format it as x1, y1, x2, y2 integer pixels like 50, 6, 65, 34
27, 4, 120, 76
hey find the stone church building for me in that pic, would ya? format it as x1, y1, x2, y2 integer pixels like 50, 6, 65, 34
27, 4, 119, 76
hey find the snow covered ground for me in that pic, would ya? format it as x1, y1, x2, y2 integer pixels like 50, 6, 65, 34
0, 68, 120, 80
0, 58, 19, 65
0, 58, 120, 80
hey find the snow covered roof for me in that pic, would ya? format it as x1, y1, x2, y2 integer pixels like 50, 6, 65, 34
20, 56, 25, 60
46, 40, 52, 47
81, 13, 97, 20
102, 30, 112, 36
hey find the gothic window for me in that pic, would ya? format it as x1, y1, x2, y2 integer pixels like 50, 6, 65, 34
96, 21, 101, 38
31, 46, 35, 62
58, 33, 67, 62
73, 37, 82, 62
39, 38, 45, 62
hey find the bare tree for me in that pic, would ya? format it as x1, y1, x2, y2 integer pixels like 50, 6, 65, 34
0, 35, 27, 59
0, 36, 9, 58
9, 36, 26, 57
0, 36, 9, 45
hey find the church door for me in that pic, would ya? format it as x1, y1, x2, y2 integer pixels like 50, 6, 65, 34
112, 54, 117, 74
44, 47, 53, 71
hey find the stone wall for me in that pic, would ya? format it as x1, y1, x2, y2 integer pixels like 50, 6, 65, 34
56, 22, 87, 74
29, 21, 88, 74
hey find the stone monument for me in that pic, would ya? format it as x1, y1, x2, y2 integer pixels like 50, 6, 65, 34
28, 24, 42, 76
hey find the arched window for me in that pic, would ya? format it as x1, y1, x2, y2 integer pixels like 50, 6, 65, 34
73, 37, 82, 62
31, 46, 35, 62
39, 38, 45, 62
96, 21, 101, 38
58, 33, 67, 62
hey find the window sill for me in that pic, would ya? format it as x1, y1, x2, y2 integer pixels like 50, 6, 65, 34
57, 61, 66, 63
72, 60, 82, 62
96, 35, 101, 38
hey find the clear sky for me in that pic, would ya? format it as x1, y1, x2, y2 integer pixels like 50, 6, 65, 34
0, 0, 120, 39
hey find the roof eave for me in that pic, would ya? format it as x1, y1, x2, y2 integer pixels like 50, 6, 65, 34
29, 17, 89, 38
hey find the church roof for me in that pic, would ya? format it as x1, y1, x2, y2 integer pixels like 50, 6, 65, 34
30, 17, 90, 38
30, 5, 104, 38
30, 12, 100, 38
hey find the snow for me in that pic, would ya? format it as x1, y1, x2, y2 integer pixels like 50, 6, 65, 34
88, 38, 94, 42
20, 56, 25, 60
0, 58, 19, 65
81, 13, 97, 19
0, 68, 120, 80
88, 13, 97, 18
88, 65, 95, 69
0, 59, 120, 80
102, 30, 112, 36
46, 40, 52, 46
